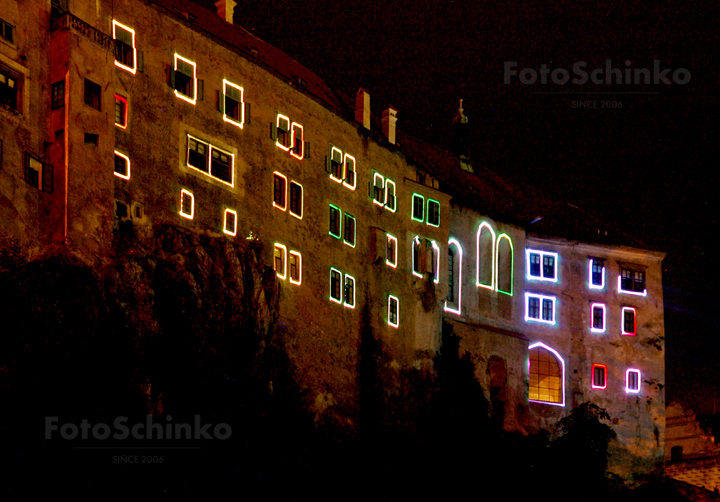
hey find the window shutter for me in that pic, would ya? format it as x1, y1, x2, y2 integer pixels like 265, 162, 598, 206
325, 156, 332, 174
169, 66, 176, 88
137, 50, 144, 72
198, 79, 204, 101
217, 90, 223, 113
304, 141, 310, 159
368, 181, 374, 198
41, 162, 54, 193
244, 102, 251, 124
270, 123, 277, 141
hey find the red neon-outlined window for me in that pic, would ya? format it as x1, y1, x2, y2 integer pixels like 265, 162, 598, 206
112, 20, 136, 74
114, 94, 128, 128
591, 364, 607, 389
621, 307, 636, 335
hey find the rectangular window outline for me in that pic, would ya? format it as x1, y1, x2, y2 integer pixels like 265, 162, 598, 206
290, 123, 304, 160
526, 249, 558, 282
24, 154, 50, 192
412, 194, 425, 222
618, 269, 647, 296
222, 79, 244, 128
626, 368, 641, 394
386, 234, 398, 268
388, 295, 399, 328
174, 54, 197, 104
276, 114, 291, 150
384, 179, 396, 212
186, 135, 234, 187
591, 303, 606, 333
427, 199, 440, 227
329, 268, 342, 304
113, 151, 131, 180
273, 172, 287, 211
289, 181, 303, 219
112, 20, 137, 74
114, 94, 128, 128
525, 292, 556, 325
224, 208, 237, 236
592, 364, 607, 389
344, 274, 355, 308
51, 81, 65, 110
373, 173, 385, 206
329, 146, 343, 182
329, 204, 342, 239
179, 189, 194, 219
84, 79, 101, 111
589, 258, 605, 289
621, 307, 637, 336
0, 18, 14, 44
0, 64, 20, 112
289, 251, 302, 285
273, 243, 287, 280
343, 213, 356, 248
343, 153, 356, 190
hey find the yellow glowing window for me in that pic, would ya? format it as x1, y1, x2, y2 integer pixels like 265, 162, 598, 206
273, 244, 287, 280
179, 189, 194, 219
289, 251, 302, 285
529, 345, 563, 405
224, 208, 237, 236
222, 79, 244, 127
113, 20, 136, 74
113, 151, 130, 180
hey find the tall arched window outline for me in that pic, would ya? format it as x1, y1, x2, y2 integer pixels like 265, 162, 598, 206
444, 238, 463, 315
476, 221, 495, 289
495, 233, 514, 296
528, 342, 565, 407
430, 240, 440, 284
412, 236, 423, 278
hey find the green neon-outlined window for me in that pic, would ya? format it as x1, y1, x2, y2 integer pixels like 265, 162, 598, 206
412, 194, 424, 222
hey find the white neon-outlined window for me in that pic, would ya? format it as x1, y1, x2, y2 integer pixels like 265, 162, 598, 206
412, 194, 424, 222
115, 94, 128, 129
290, 122, 304, 160
529, 342, 565, 406
289, 251, 302, 285
276, 114, 291, 151
386, 234, 398, 268
591, 303, 606, 333
388, 295, 399, 328
173, 54, 197, 104
495, 233, 513, 296
445, 238, 463, 315
329, 147, 343, 182
626, 369, 641, 394
343, 275, 355, 308
273, 172, 287, 211
113, 20, 136, 74
222, 79, 244, 128
476, 222, 495, 289
329, 204, 341, 239
412, 236, 423, 278
343, 213, 356, 248
430, 240, 440, 284
622, 307, 637, 335
592, 364, 607, 389
273, 244, 287, 280
343, 154, 356, 189
384, 179, 396, 212
527, 249, 558, 282
114, 151, 130, 180
186, 135, 234, 186
224, 209, 237, 236
372, 173, 385, 206
329, 268, 342, 304
179, 189, 194, 219
589, 258, 605, 289
619, 269, 647, 296
289, 181, 303, 219
525, 293, 556, 325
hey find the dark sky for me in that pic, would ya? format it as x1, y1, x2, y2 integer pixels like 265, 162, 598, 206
194, 0, 719, 413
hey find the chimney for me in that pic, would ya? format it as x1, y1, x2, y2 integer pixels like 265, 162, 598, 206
382, 106, 398, 145
355, 88, 370, 130
215, 0, 237, 23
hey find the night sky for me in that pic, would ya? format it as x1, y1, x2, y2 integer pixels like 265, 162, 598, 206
193, 0, 719, 414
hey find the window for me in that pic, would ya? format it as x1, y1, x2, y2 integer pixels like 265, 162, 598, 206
592, 364, 607, 389
445, 238, 463, 315
179, 189, 194, 219
427, 199, 440, 227
529, 343, 564, 406
113, 151, 130, 180
273, 172, 287, 210
289, 251, 302, 285
412, 236, 422, 278
186, 135, 234, 185
224, 209, 237, 236
274, 244, 287, 280
371, 173, 384, 205
619, 268, 646, 296
0, 63, 20, 111
626, 369, 641, 393
330, 268, 342, 303
589, 258, 605, 289
273, 114, 305, 160
386, 234, 398, 268
384, 180, 396, 211
477, 222, 495, 289
275, 114, 291, 150
388, 295, 399, 328
343, 213, 356, 247
290, 123, 304, 160
289, 181, 303, 219
51, 81, 65, 110
343, 154, 356, 189
173, 54, 196, 104
526, 249, 558, 282
84, 133, 98, 145
115, 94, 128, 128
222, 79, 244, 127
113, 20, 136, 74
591, 303, 605, 333
429, 241, 440, 284
0, 18, 14, 44
344, 275, 355, 308
329, 205, 341, 238
84, 79, 101, 111
24, 153, 53, 193
495, 234, 514, 296
328, 146, 343, 181
525, 293, 556, 324
412, 194, 424, 222
622, 307, 636, 335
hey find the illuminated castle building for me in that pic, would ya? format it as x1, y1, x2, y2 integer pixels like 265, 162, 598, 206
0, 0, 665, 475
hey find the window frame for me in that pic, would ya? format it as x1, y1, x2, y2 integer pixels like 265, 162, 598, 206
24, 153, 53, 193
273, 243, 287, 280
525, 292, 556, 325
372, 173, 385, 206
592, 364, 607, 389
589, 258, 605, 289
113, 151, 131, 180
224, 208, 238, 236
621, 306, 637, 336
384, 179, 396, 212
430, 240, 440, 284
329, 204, 342, 239
290, 122, 304, 160
329, 268, 342, 304
186, 135, 234, 186
329, 146, 343, 182
591, 303, 606, 333
386, 234, 398, 268
528, 342, 565, 407
84, 78, 101, 111
388, 295, 399, 328
0, 18, 14, 45
412, 236, 423, 278
626, 368, 641, 394
0, 63, 20, 112
289, 181, 303, 219
495, 233, 514, 296
343, 213, 356, 248
476, 221, 496, 289
411, 193, 425, 222
179, 189, 194, 219
51, 80, 65, 110
343, 274, 355, 308
114, 94, 128, 128
444, 238, 463, 315
222, 79, 244, 128
173, 54, 197, 104
112, 20, 137, 74
526, 249, 558, 282
619, 268, 647, 296
276, 114, 291, 151
343, 153, 356, 190
273, 172, 287, 211
289, 251, 302, 285
427, 199, 440, 227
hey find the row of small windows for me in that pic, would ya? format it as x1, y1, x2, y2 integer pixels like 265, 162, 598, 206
525, 294, 639, 334
591, 304, 637, 335
177, 189, 237, 236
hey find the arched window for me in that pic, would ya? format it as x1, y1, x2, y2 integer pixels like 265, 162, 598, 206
495, 233, 513, 295
445, 238, 462, 315
529, 342, 565, 406
412, 236, 422, 278
476, 222, 495, 289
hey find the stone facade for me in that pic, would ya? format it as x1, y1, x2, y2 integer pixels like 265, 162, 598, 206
0, 0, 665, 475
